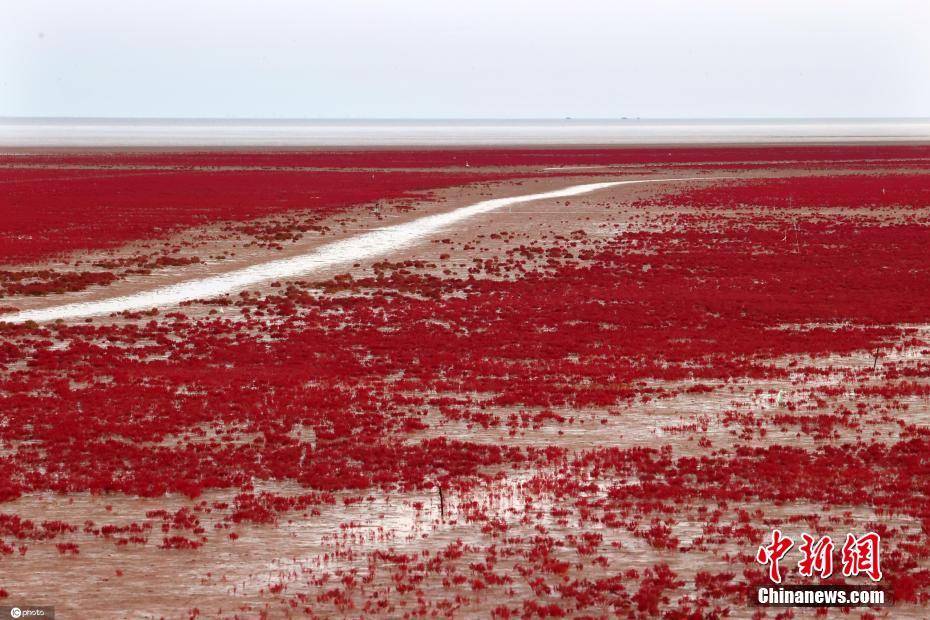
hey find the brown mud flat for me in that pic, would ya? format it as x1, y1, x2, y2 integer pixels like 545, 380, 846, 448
2, 156, 929, 618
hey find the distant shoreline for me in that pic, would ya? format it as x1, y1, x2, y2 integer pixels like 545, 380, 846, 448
2, 118, 929, 148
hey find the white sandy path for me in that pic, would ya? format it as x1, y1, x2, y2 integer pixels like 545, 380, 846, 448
2, 177, 721, 324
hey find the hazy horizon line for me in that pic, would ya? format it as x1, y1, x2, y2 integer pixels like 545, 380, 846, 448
4, 117, 929, 147
4, 116, 930, 123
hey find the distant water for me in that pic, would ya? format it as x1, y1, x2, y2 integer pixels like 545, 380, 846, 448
1, 118, 929, 147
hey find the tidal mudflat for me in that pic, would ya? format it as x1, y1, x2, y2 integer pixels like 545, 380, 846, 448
2, 145, 930, 617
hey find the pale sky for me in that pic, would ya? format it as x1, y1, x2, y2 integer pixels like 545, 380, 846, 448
2, 0, 929, 119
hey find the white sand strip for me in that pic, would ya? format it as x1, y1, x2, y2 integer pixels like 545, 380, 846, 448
2, 177, 717, 324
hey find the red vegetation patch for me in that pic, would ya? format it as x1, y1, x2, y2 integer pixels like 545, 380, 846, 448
639, 173, 930, 210
5, 144, 930, 168
2, 156, 930, 615
0, 167, 535, 264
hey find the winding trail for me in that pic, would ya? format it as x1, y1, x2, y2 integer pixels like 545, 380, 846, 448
2, 176, 722, 324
